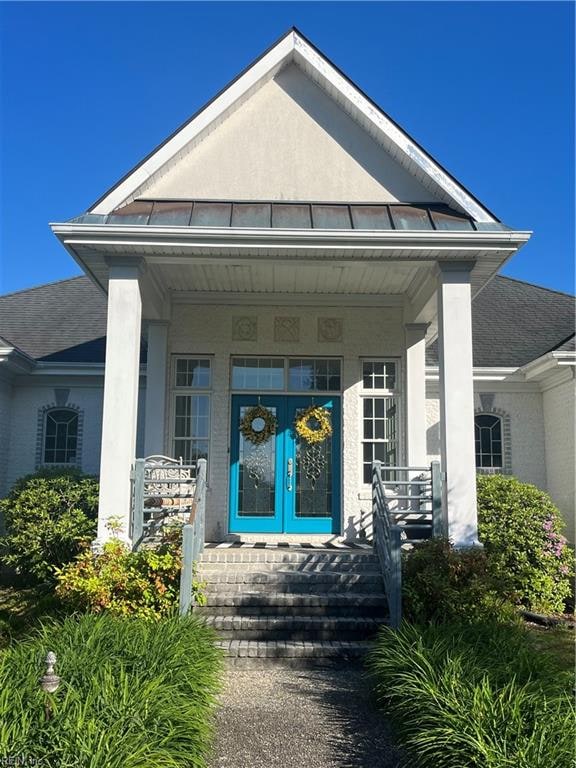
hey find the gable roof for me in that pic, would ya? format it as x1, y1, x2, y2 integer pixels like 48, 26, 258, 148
1, 274, 573, 369
427, 276, 575, 367
88, 28, 499, 224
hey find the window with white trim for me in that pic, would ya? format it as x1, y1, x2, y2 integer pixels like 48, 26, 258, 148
475, 414, 503, 469
361, 360, 400, 484
43, 408, 79, 464
172, 357, 211, 465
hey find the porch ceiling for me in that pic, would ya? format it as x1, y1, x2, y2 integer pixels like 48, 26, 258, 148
149, 261, 428, 295
52, 223, 531, 327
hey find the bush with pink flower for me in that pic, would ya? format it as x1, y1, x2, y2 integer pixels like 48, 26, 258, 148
477, 474, 574, 615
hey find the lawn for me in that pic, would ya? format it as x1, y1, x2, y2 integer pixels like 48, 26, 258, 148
525, 621, 575, 674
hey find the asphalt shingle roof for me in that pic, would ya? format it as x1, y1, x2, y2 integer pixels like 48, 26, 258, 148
427, 276, 575, 367
0, 274, 573, 368
0, 277, 107, 362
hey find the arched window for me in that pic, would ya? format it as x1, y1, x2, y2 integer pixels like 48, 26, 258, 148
43, 409, 79, 464
474, 414, 503, 469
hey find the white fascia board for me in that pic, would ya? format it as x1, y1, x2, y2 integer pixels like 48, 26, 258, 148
51, 223, 532, 254
33, 362, 105, 376
32, 362, 147, 377
426, 366, 520, 382
522, 351, 576, 381
552, 351, 576, 365
90, 34, 295, 215
0, 347, 37, 376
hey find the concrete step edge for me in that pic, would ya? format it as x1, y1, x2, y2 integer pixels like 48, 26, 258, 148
218, 639, 374, 658
200, 552, 377, 564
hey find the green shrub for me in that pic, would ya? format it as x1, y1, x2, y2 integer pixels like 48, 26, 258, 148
0, 470, 98, 584
56, 537, 206, 619
0, 612, 222, 767
403, 538, 516, 624
477, 474, 574, 614
367, 620, 575, 768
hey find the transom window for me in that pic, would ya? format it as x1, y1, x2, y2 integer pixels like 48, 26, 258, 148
172, 357, 212, 466
231, 358, 341, 392
361, 359, 400, 484
362, 361, 397, 390
475, 414, 503, 469
175, 358, 211, 388
44, 409, 78, 464
232, 358, 284, 390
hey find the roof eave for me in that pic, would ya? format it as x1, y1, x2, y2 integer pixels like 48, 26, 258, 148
50, 222, 532, 249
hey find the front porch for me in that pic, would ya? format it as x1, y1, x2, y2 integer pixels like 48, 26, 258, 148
51, 204, 530, 550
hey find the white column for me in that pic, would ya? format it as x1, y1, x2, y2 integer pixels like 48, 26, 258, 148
97, 263, 142, 544
404, 323, 429, 468
437, 261, 479, 547
144, 321, 169, 457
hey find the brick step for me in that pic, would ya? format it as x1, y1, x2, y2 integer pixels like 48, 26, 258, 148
200, 550, 378, 565
203, 614, 387, 641
200, 572, 383, 594
200, 560, 381, 573
204, 583, 383, 597
218, 639, 374, 667
199, 591, 388, 613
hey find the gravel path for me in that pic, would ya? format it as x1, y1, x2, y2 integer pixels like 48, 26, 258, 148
208, 667, 403, 768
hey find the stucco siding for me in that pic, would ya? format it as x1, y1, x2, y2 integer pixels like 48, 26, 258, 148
168, 303, 405, 541
143, 64, 439, 204
543, 375, 576, 543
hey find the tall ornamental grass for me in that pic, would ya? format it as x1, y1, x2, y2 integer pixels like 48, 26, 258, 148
0, 613, 223, 767
367, 621, 575, 768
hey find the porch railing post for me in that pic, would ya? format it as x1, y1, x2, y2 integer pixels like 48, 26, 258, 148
197, 458, 207, 558
431, 460, 443, 538
131, 458, 145, 547
179, 524, 195, 616
372, 460, 403, 630
389, 526, 402, 629
179, 457, 207, 615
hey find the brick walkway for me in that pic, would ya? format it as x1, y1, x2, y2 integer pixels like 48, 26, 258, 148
208, 667, 402, 768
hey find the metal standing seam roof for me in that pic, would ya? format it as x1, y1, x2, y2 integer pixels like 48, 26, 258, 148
68, 200, 510, 232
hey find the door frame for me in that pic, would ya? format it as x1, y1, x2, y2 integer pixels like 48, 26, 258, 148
229, 393, 341, 535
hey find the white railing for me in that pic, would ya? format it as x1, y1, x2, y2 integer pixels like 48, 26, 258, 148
376, 461, 444, 541
372, 460, 444, 629
372, 461, 402, 629
130, 455, 207, 614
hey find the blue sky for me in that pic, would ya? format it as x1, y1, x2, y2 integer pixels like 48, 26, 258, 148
0, 1, 574, 295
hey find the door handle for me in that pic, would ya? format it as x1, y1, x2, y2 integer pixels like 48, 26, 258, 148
286, 457, 293, 491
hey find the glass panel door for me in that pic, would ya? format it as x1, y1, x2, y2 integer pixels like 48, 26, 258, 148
284, 396, 340, 534
229, 396, 285, 533
229, 395, 340, 534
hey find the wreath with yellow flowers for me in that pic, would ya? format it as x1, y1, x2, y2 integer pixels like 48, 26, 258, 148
294, 406, 332, 445
240, 405, 277, 445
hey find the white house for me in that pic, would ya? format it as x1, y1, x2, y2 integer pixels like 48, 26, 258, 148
1, 29, 574, 546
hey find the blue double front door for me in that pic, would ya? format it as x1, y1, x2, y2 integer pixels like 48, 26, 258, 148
229, 394, 341, 534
